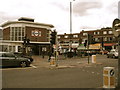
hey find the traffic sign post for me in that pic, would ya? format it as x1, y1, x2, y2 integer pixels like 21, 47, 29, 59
103, 67, 115, 88
112, 18, 120, 89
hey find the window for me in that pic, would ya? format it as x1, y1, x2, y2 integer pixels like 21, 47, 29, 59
108, 37, 112, 41
94, 32, 100, 35
10, 27, 25, 41
95, 38, 98, 42
57, 36, 60, 39
64, 35, 68, 38
108, 31, 112, 34
73, 35, 78, 38
104, 37, 107, 41
103, 31, 107, 34
83, 33, 87, 36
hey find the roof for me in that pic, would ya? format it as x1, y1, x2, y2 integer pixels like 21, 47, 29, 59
1, 20, 54, 28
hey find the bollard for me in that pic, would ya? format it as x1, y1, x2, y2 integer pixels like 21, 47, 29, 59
50, 56, 55, 66
103, 67, 115, 88
92, 55, 96, 63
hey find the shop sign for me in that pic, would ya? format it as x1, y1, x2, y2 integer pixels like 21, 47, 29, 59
31, 30, 41, 37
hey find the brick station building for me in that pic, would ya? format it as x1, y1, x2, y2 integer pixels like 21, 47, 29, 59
1, 17, 54, 55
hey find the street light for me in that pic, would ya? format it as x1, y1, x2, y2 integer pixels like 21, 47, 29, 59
69, 0, 75, 52
112, 18, 120, 89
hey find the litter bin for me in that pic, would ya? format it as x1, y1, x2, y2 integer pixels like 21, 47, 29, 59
50, 56, 55, 66
103, 67, 115, 88
92, 55, 96, 63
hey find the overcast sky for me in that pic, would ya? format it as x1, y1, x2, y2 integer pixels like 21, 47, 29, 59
0, 0, 119, 34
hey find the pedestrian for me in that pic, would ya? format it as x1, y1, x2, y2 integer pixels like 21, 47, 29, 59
48, 52, 52, 62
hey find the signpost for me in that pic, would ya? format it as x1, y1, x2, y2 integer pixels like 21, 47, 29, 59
112, 18, 120, 89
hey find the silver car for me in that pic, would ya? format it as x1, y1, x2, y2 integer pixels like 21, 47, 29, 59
0, 52, 31, 67
107, 49, 118, 59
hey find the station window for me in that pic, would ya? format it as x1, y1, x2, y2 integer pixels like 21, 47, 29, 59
10, 27, 25, 41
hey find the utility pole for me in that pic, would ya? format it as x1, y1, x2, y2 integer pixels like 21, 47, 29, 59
69, 1, 72, 52
55, 33, 58, 67
87, 34, 90, 64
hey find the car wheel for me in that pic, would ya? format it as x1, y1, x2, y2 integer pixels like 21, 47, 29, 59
20, 61, 27, 67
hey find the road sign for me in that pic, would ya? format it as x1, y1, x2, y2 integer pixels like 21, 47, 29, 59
110, 69, 114, 76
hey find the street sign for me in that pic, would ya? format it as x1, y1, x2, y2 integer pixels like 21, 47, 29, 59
31, 30, 41, 37
110, 69, 115, 76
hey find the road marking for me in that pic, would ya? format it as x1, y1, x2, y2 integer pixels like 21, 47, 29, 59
0, 65, 37, 71
30, 64, 37, 68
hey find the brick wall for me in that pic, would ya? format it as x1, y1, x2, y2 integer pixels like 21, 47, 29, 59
3, 27, 10, 40
26, 26, 49, 42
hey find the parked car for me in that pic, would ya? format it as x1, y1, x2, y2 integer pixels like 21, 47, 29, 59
99, 50, 108, 55
107, 49, 118, 58
0, 52, 31, 67
14, 52, 33, 62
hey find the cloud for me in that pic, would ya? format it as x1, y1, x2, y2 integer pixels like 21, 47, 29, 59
73, 1, 103, 16
0, 12, 18, 24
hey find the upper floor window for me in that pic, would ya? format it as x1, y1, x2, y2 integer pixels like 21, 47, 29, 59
73, 35, 78, 38
57, 36, 60, 39
10, 27, 25, 41
95, 38, 98, 42
94, 32, 100, 35
103, 31, 107, 34
64, 35, 68, 38
108, 31, 113, 34
83, 33, 87, 36
104, 37, 107, 41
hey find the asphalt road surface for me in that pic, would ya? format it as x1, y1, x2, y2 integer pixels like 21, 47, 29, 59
1, 54, 118, 88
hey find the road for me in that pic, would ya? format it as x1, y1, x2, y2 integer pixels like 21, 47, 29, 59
1, 54, 118, 88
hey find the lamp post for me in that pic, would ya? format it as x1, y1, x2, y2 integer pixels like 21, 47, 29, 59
69, 0, 75, 52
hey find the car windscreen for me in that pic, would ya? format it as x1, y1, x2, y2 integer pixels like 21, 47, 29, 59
4, 53, 15, 57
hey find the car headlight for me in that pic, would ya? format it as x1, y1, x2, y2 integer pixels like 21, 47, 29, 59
28, 59, 31, 62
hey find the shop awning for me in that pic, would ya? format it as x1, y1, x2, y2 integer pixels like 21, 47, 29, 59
104, 43, 116, 46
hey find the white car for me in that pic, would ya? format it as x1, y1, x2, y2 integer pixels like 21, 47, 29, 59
107, 49, 118, 59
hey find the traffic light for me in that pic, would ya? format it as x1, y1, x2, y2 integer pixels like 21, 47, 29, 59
50, 30, 57, 45
23, 36, 30, 45
88, 34, 94, 45
27, 39, 30, 45
84, 40, 87, 47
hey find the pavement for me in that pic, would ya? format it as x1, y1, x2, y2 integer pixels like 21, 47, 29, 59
31, 55, 102, 69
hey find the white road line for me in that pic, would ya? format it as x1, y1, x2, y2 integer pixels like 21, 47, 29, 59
1, 65, 37, 71
30, 64, 37, 68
